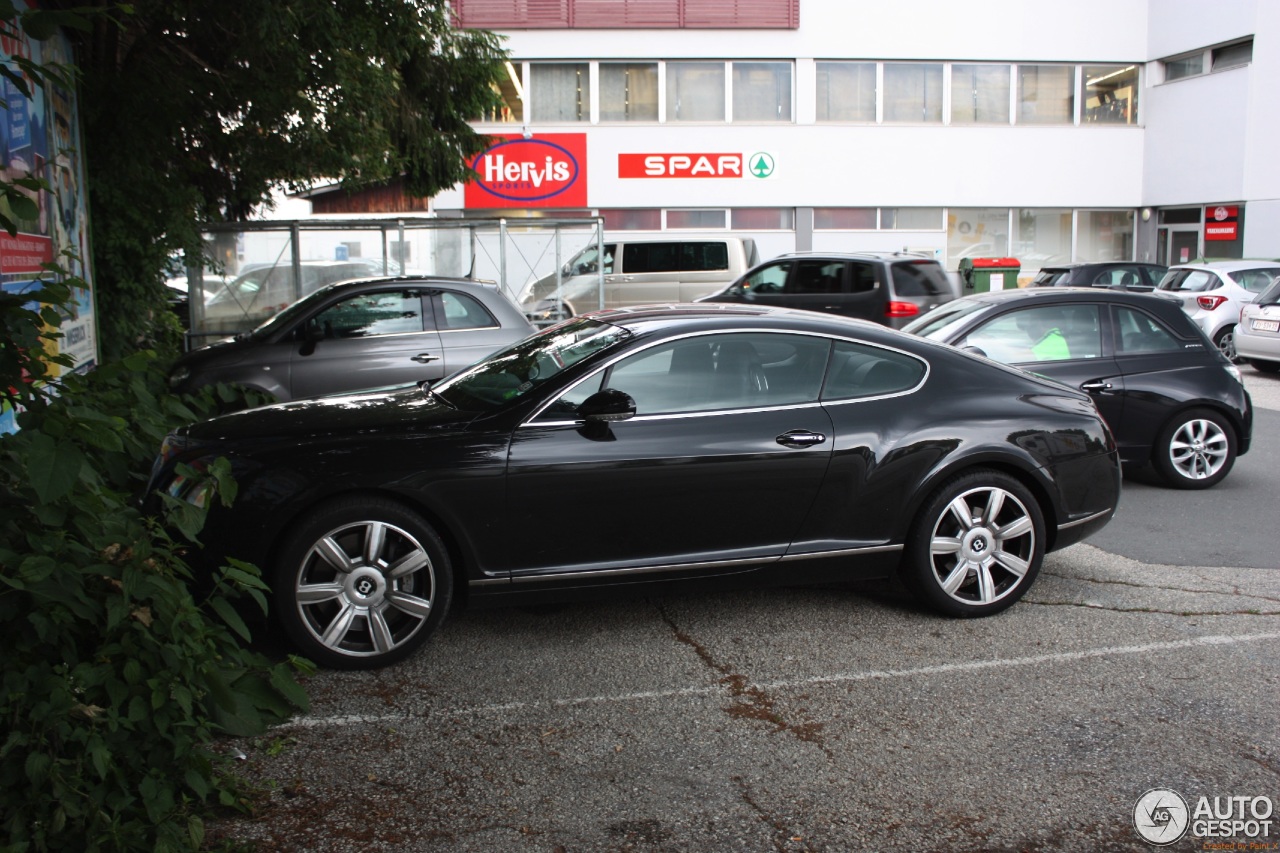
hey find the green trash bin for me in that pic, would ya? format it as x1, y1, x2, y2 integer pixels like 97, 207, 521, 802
959, 257, 1021, 293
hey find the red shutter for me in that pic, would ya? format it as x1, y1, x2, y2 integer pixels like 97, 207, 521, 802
453, 0, 570, 28
571, 0, 682, 27
681, 0, 798, 28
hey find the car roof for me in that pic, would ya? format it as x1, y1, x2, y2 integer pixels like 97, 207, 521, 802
961, 286, 1167, 305
1168, 260, 1280, 272
582, 301, 901, 340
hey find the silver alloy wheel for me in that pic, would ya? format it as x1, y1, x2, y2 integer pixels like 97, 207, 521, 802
927, 485, 1036, 606
1167, 417, 1230, 482
293, 519, 436, 659
1215, 326, 1238, 362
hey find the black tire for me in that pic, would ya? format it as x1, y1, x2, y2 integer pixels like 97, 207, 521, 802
273, 496, 453, 669
901, 469, 1045, 618
1213, 324, 1241, 363
1151, 407, 1236, 490
1249, 358, 1280, 374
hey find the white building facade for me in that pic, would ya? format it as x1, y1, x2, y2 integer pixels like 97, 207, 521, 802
429, 0, 1279, 278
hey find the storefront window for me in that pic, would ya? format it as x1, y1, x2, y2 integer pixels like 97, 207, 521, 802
1017, 65, 1074, 124
883, 208, 944, 230
951, 64, 1011, 124
816, 62, 876, 122
666, 62, 726, 121
1015, 209, 1072, 267
814, 208, 877, 230
599, 63, 659, 121
731, 208, 795, 230
883, 63, 943, 123
530, 63, 590, 122
732, 62, 792, 122
667, 209, 727, 229
1077, 210, 1135, 262
947, 208, 1010, 269
601, 209, 662, 230
1083, 65, 1138, 124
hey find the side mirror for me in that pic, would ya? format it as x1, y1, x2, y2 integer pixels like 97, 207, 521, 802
301, 322, 324, 343
578, 388, 636, 423
961, 344, 988, 358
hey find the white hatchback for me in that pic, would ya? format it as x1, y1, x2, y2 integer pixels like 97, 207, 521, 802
1236, 276, 1280, 372
1152, 261, 1280, 362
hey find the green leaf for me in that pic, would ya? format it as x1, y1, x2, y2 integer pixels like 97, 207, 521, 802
25, 432, 85, 503
209, 597, 251, 642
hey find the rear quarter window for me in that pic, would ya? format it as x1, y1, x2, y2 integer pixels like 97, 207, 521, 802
623, 242, 730, 274
890, 260, 950, 296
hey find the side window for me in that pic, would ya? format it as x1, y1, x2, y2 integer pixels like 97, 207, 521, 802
1233, 268, 1280, 293
850, 261, 878, 293
437, 292, 497, 330
1114, 306, 1185, 354
741, 262, 792, 294
597, 333, 828, 415
622, 242, 728, 274
791, 260, 845, 294
1092, 267, 1140, 287
307, 291, 425, 339
960, 304, 1102, 364
822, 341, 924, 400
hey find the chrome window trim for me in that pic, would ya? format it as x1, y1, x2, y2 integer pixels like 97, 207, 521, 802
519, 327, 931, 427
438, 324, 500, 334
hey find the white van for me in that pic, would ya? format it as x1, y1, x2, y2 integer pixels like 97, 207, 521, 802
520, 236, 760, 324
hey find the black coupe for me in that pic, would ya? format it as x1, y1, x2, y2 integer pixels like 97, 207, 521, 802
151, 304, 1121, 668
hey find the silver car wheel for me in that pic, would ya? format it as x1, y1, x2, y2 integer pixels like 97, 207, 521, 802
1167, 417, 1230, 482
293, 519, 437, 660
926, 485, 1036, 607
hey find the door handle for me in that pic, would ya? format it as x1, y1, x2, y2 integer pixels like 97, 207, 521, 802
1080, 380, 1112, 391
411, 353, 441, 364
776, 429, 827, 448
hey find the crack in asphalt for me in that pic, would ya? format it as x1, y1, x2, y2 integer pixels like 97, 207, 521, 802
1025, 600, 1280, 616
1039, 570, 1280, 604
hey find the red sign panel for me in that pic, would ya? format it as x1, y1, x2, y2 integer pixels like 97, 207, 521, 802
465, 134, 587, 209
619, 153, 744, 178
1204, 205, 1240, 241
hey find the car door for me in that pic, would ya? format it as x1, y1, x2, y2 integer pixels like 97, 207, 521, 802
288, 288, 444, 399
954, 302, 1126, 434
503, 332, 835, 582
432, 289, 525, 377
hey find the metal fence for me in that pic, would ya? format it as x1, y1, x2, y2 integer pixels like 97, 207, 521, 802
184, 216, 603, 345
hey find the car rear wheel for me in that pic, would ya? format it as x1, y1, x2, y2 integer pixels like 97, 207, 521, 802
1213, 324, 1241, 363
1152, 408, 1235, 490
901, 470, 1044, 618
1248, 358, 1280, 374
274, 497, 453, 669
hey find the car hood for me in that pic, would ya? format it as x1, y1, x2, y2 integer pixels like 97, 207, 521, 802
183, 386, 477, 443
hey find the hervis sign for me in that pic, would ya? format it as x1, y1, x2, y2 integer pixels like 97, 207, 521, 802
465, 134, 588, 209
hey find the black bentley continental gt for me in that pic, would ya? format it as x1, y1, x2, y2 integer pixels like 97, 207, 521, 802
149, 304, 1121, 669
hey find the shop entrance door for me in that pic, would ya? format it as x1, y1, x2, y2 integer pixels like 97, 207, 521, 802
1158, 227, 1201, 266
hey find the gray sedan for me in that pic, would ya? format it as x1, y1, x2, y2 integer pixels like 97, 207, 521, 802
169, 277, 535, 402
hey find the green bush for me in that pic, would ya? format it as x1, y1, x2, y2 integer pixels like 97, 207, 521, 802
0, 351, 310, 852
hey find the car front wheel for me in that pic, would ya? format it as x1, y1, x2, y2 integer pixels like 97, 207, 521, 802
901, 470, 1045, 618
274, 497, 453, 669
1152, 408, 1236, 489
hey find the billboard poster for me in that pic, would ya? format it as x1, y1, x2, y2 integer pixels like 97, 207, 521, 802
1, 4, 97, 434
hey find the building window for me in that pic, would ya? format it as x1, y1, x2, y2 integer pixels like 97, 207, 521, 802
816, 62, 876, 122
667, 209, 727, 229
951, 64, 1011, 124
814, 208, 877, 230
948, 208, 1010, 270
883, 63, 943, 123
1163, 52, 1204, 82
1077, 210, 1134, 262
529, 63, 589, 122
601, 209, 662, 230
732, 62, 792, 122
1212, 39, 1253, 70
1017, 65, 1074, 124
599, 63, 659, 121
666, 61, 725, 121
883, 208, 943, 230
1083, 65, 1138, 124
1014, 209, 1072, 267
731, 208, 795, 230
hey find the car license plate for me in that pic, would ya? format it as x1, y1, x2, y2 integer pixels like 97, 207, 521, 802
1252, 319, 1280, 333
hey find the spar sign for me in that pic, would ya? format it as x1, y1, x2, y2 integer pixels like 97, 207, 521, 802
465, 134, 587, 209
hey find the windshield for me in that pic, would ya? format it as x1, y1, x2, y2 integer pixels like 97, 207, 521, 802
433, 317, 629, 412
900, 298, 991, 339
1157, 269, 1219, 293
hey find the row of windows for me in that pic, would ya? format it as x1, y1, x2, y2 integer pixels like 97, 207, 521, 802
1162, 38, 1253, 83
486, 60, 1141, 126
587, 206, 1137, 269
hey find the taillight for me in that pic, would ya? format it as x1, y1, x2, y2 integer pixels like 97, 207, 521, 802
886, 301, 920, 318
1196, 295, 1227, 311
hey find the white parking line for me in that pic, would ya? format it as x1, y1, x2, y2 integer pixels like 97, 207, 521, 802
287, 631, 1280, 729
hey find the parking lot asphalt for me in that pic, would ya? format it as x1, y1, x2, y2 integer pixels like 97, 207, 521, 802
210, 368, 1280, 853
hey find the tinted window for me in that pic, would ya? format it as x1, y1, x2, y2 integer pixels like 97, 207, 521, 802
822, 342, 924, 399
1158, 269, 1220, 292
623, 242, 729, 273
1030, 269, 1071, 287
850, 261, 878, 293
1091, 267, 1142, 287
790, 260, 845, 294
1114, 307, 1183, 354
960, 304, 1102, 364
891, 260, 949, 296
437, 292, 497, 330
308, 291, 425, 339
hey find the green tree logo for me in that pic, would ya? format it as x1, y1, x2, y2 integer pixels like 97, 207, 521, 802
749, 152, 775, 178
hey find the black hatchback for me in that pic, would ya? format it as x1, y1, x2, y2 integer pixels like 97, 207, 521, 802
903, 287, 1252, 489
1028, 262, 1167, 292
